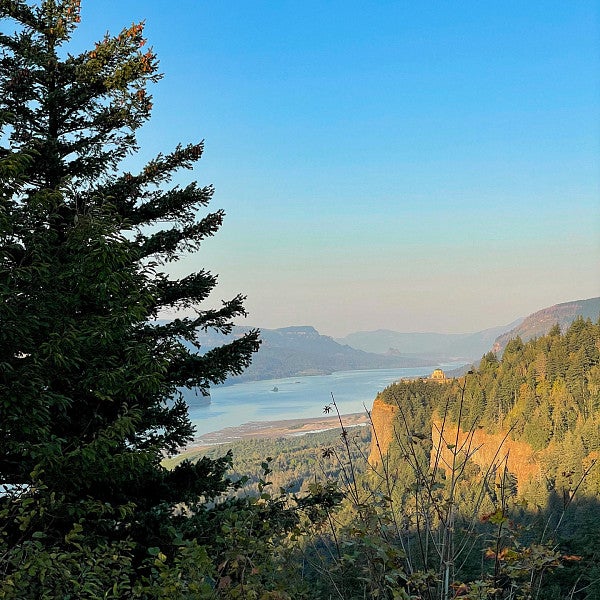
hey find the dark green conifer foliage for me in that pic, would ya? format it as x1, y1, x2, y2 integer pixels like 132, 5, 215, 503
0, 0, 259, 554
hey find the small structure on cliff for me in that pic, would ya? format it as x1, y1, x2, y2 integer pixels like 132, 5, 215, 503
395, 368, 453, 385
429, 368, 448, 382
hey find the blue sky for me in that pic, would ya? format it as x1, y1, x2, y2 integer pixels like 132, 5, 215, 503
74, 1, 599, 336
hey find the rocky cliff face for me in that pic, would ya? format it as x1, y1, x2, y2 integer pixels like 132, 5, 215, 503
430, 419, 541, 494
367, 397, 398, 466
368, 399, 542, 493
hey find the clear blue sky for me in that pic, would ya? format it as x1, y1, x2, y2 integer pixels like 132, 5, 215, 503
75, 1, 599, 336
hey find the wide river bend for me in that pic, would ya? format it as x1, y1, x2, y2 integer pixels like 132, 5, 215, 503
184, 363, 466, 438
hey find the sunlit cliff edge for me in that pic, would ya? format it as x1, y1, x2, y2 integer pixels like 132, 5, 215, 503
368, 398, 542, 493
367, 397, 399, 466
429, 419, 540, 495
368, 397, 599, 497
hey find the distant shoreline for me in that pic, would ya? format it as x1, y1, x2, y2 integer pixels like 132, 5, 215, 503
183, 412, 369, 453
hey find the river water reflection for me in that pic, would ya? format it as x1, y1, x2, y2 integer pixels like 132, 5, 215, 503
185, 363, 466, 437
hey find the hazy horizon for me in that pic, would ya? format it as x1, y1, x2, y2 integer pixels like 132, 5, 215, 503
160, 296, 600, 340
75, 2, 599, 339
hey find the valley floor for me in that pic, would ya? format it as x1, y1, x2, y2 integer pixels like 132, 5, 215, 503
181, 412, 369, 453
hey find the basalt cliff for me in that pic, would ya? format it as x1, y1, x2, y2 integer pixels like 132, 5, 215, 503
368, 316, 600, 501
368, 397, 543, 494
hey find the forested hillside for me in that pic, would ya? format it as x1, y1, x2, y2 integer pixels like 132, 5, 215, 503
368, 317, 600, 598
375, 316, 600, 461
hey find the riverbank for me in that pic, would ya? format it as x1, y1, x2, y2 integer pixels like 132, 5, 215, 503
181, 411, 369, 454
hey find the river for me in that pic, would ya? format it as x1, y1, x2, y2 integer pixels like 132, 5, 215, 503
184, 363, 466, 437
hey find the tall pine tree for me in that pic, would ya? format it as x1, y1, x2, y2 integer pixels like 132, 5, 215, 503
0, 0, 259, 564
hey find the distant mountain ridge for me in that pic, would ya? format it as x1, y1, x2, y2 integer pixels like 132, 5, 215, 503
336, 321, 522, 362
184, 297, 600, 385
194, 325, 436, 385
492, 297, 600, 353
338, 298, 600, 362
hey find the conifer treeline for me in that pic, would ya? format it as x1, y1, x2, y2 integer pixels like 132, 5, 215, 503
378, 316, 600, 502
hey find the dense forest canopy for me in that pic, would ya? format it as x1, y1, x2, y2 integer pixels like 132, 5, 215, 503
360, 318, 600, 598
380, 318, 598, 429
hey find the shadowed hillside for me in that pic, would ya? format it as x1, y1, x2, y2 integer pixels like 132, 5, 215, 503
194, 325, 437, 383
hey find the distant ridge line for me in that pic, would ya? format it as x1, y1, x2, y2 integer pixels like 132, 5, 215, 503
492, 297, 600, 354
